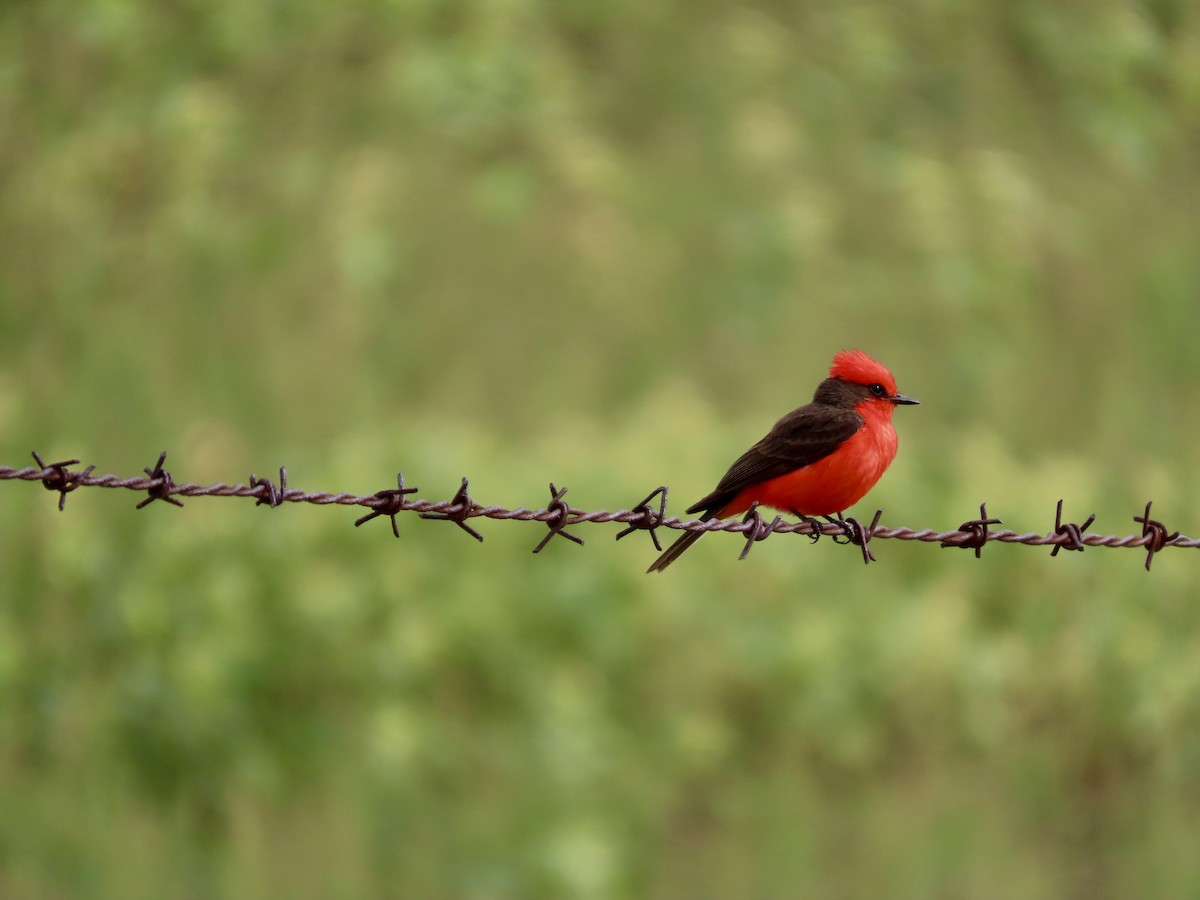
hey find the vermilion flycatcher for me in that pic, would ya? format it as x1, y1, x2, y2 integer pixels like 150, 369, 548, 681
647, 349, 918, 572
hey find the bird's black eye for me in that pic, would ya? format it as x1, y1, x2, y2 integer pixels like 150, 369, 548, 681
869, 383, 886, 397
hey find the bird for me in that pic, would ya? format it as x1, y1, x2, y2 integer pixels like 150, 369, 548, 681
647, 349, 918, 572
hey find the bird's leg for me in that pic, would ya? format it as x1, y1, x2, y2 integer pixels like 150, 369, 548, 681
790, 510, 824, 543
824, 513, 854, 545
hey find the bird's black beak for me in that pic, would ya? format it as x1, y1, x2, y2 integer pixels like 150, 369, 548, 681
890, 394, 920, 405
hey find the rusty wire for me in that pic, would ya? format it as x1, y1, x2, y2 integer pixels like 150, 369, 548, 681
3, 452, 1198, 569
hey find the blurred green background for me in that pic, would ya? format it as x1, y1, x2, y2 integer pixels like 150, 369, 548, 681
3, 0, 1200, 896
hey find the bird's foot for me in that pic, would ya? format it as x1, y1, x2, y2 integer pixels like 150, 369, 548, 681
823, 513, 854, 545
790, 511, 826, 544
837, 511, 882, 565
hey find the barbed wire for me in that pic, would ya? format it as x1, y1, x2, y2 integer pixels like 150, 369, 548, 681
2, 451, 1196, 570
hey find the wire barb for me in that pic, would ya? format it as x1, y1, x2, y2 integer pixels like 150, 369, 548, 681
1050, 499, 1096, 556
615, 486, 668, 551
738, 502, 783, 560
419, 477, 484, 543
355, 472, 419, 538
31, 451, 95, 511
842, 509, 883, 564
532, 483, 584, 553
941, 502, 1002, 558
1133, 501, 1178, 572
136, 452, 183, 510
250, 467, 288, 508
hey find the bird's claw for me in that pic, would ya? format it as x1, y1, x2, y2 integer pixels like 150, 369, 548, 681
790, 510, 825, 543
825, 513, 853, 545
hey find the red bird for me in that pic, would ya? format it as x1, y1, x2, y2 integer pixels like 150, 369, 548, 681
647, 350, 918, 572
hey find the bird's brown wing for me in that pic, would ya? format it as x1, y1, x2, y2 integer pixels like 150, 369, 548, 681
685, 404, 864, 515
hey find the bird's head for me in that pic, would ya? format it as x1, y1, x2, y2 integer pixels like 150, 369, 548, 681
818, 349, 919, 412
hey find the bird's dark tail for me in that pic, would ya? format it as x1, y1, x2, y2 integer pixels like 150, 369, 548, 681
646, 512, 718, 573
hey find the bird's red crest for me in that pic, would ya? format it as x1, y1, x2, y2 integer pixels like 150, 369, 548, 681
829, 349, 897, 394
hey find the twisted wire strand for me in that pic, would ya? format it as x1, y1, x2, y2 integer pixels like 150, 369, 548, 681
2, 461, 1196, 556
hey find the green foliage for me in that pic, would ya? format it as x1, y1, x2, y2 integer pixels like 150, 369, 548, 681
3, 0, 1200, 896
